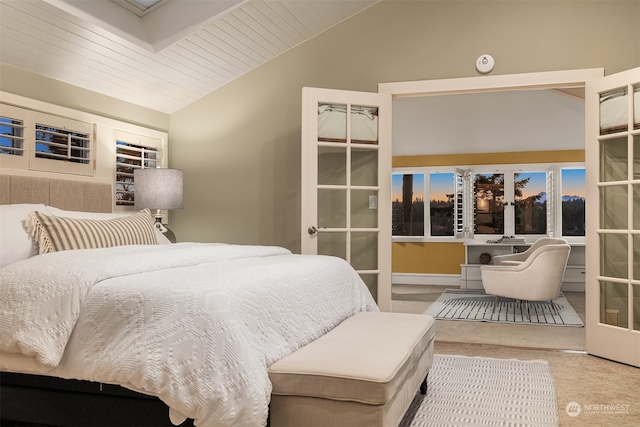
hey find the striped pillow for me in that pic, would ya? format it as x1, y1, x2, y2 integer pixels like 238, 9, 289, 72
27, 209, 158, 254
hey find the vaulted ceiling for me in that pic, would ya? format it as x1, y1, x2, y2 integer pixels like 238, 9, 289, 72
0, 0, 379, 114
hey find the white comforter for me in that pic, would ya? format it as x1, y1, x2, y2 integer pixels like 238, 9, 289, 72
0, 243, 378, 427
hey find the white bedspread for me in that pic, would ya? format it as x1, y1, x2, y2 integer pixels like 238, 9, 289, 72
0, 243, 378, 427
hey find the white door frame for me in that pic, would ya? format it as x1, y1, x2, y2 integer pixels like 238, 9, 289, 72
378, 69, 602, 320
378, 68, 604, 98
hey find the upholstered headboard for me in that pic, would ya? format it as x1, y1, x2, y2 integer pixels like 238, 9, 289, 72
0, 174, 112, 213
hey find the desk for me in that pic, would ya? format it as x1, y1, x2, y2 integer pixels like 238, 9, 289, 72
460, 241, 585, 292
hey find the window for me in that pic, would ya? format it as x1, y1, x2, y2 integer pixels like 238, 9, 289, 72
514, 172, 548, 235
0, 104, 94, 175
392, 173, 424, 236
0, 116, 24, 156
35, 124, 90, 164
1, 104, 29, 169
474, 173, 505, 235
560, 168, 586, 236
30, 113, 93, 176
472, 171, 549, 236
430, 172, 455, 236
393, 163, 585, 241
115, 131, 161, 206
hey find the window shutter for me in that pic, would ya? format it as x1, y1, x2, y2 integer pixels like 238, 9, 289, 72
0, 104, 28, 169
466, 170, 476, 239
115, 131, 161, 206
30, 112, 94, 176
0, 115, 25, 156
35, 124, 91, 164
454, 168, 473, 239
453, 169, 464, 238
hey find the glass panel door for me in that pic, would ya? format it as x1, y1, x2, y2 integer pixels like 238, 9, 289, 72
585, 67, 640, 368
301, 87, 392, 311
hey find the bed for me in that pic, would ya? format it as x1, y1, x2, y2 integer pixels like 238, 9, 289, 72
0, 174, 379, 427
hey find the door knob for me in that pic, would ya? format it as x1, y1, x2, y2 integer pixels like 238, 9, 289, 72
307, 226, 325, 235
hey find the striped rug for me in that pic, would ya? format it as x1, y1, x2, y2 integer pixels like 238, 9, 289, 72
423, 290, 583, 326
400, 354, 559, 427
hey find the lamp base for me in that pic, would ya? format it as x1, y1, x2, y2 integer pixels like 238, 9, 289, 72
153, 216, 176, 243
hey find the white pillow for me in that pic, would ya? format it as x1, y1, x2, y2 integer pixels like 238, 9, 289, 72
0, 205, 172, 268
45, 207, 172, 244
0, 204, 47, 268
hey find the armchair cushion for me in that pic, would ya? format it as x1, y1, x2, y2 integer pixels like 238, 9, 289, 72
481, 244, 571, 302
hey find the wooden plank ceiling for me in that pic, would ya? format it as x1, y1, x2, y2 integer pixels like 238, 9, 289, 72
0, 0, 378, 113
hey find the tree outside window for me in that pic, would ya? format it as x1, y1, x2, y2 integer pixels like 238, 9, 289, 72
514, 172, 547, 235
430, 173, 454, 236
474, 173, 505, 235
392, 173, 424, 236
561, 169, 586, 236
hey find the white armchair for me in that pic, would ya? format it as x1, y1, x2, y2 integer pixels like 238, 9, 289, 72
491, 237, 568, 265
480, 244, 571, 316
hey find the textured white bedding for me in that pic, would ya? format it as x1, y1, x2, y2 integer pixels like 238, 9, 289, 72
0, 243, 378, 427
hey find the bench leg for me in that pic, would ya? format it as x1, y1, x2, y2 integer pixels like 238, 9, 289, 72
419, 374, 428, 395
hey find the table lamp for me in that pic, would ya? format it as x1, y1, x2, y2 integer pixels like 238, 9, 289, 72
134, 167, 183, 242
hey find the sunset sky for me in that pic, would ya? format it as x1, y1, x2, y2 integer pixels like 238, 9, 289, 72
392, 173, 425, 202
562, 169, 586, 198
392, 168, 585, 202
515, 172, 546, 199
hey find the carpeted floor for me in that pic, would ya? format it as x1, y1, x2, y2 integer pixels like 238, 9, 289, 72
400, 354, 558, 427
392, 284, 640, 427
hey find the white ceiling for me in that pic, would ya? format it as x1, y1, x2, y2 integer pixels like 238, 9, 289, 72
0, 0, 587, 154
0, 0, 379, 114
392, 89, 586, 156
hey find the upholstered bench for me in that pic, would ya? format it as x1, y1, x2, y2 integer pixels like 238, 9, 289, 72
268, 311, 436, 427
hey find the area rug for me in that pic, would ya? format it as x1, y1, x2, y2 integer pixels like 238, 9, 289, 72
423, 290, 583, 326
400, 354, 559, 427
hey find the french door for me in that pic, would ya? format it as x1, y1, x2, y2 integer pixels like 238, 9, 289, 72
301, 87, 392, 311
585, 67, 640, 367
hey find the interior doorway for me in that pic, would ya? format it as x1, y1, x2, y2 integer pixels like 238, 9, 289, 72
380, 68, 603, 348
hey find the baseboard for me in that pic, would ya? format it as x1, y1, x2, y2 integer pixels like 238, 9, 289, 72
392, 273, 461, 287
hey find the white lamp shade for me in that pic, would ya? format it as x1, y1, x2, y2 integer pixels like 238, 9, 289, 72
134, 168, 183, 210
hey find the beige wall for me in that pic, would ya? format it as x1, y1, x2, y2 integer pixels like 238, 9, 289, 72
0, 64, 170, 132
169, 0, 639, 251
